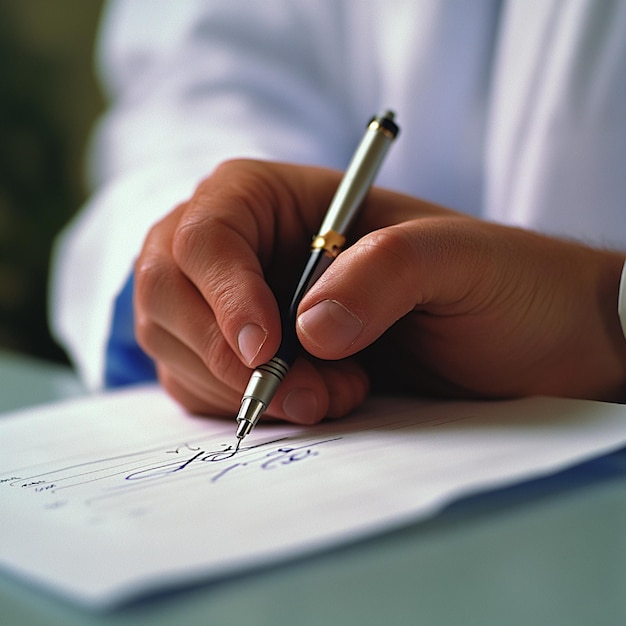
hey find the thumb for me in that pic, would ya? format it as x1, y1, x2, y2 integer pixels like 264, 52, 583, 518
296, 217, 485, 359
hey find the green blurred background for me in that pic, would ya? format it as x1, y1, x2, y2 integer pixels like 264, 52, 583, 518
0, 0, 105, 363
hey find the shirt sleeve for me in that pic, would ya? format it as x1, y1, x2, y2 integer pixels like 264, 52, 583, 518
49, 0, 361, 389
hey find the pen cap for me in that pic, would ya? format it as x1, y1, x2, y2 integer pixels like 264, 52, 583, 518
317, 111, 399, 238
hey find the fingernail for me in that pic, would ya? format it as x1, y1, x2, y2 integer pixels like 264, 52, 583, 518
298, 299, 364, 352
237, 323, 267, 365
283, 388, 319, 424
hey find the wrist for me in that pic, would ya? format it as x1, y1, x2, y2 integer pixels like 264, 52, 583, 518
619, 258, 626, 342
602, 253, 626, 402
560, 249, 626, 403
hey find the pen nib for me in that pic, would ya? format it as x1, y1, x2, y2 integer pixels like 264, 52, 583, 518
233, 437, 242, 455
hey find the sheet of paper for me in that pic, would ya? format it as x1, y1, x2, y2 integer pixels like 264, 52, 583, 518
1, 385, 626, 608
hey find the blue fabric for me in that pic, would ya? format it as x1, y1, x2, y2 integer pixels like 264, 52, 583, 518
105, 272, 157, 387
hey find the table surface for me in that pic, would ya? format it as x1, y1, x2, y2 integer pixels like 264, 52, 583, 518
1, 349, 625, 626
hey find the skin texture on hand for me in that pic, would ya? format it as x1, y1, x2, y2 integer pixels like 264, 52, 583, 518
134, 159, 626, 424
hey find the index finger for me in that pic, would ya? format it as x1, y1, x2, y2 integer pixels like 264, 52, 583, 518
171, 159, 342, 368
171, 164, 282, 367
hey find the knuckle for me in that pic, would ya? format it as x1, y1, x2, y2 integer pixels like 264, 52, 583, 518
134, 253, 177, 311
361, 226, 413, 255
356, 226, 416, 275
199, 329, 244, 385
134, 314, 161, 355
170, 207, 239, 281
171, 215, 210, 270
210, 282, 244, 330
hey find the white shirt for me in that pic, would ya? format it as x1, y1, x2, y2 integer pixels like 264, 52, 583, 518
50, 0, 626, 388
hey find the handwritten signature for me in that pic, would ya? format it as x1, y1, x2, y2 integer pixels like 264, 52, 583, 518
4, 435, 344, 505
125, 436, 342, 483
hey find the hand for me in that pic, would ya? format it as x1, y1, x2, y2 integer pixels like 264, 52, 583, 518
299, 204, 626, 402
134, 159, 370, 423
134, 159, 626, 426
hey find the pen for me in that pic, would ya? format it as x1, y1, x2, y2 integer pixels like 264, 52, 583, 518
234, 110, 400, 449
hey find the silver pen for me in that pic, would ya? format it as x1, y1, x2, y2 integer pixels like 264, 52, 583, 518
234, 111, 400, 449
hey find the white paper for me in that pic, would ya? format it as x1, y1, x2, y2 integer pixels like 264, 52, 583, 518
1, 385, 626, 608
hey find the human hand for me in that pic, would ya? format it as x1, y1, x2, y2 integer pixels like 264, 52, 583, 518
299, 199, 626, 403
134, 159, 626, 426
134, 159, 372, 424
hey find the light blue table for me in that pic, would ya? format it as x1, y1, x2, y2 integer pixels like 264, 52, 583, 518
1, 350, 625, 625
